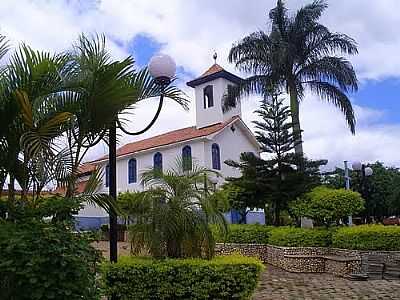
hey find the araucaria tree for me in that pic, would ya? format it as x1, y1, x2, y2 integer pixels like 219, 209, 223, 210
226, 94, 325, 225
228, 0, 358, 156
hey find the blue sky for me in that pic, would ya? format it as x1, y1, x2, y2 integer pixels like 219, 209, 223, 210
1, 0, 399, 168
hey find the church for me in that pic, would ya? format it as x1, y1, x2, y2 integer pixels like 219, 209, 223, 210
76, 62, 265, 229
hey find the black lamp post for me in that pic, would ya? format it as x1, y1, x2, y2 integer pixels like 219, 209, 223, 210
108, 54, 176, 264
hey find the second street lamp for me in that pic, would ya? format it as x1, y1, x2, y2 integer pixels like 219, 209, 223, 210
108, 53, 176, 263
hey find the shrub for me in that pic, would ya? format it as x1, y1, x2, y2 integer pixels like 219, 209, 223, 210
268, 227, 332, 247
332, 225, 400, 250
290, 186, 364, 226
101, 255, 264, 300
213, 224, 273, 244
0, 221, 101, 300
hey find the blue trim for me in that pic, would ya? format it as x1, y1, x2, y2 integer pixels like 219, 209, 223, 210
128, 158, 137, 183
153, 152, 162, 171
212, 143, 221, 170
182, 145, 192, 171
74, 216, 109, 231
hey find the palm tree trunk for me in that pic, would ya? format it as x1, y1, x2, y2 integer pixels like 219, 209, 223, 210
289, 83, 304, 166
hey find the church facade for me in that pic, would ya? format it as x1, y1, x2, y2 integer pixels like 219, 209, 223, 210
76, 63, 265, 229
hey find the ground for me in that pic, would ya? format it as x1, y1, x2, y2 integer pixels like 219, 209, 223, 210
252, 265, 400, 300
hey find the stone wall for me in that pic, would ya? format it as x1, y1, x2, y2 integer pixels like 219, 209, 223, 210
215, 243, 400, 277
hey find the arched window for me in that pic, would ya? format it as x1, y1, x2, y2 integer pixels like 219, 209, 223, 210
128, 158, 137, 183
153, 152, 163, 172
105, 164, 110, 187
182, 145, 192, 171
203, 85, 213, 108
211, 143, 221, 170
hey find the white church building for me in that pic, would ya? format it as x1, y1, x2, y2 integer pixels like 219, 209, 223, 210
75, 63, 265, 229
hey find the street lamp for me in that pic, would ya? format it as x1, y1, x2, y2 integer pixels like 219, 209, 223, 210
344, 160, 373, 225
109, 54, 176, 264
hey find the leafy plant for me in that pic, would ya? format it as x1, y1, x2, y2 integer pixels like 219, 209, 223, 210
120, 159, 227, 259
101, 255, 264, 300
0, 220, 101, 300
290, 186, 365, 226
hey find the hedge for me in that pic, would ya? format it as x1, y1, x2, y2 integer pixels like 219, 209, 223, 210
101, 255, 264, 300
213, 224, 274, 244
268, 227, 332, 247
332, 225, 400, 250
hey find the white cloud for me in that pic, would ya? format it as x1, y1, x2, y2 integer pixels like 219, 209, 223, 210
1, 0, 400, 169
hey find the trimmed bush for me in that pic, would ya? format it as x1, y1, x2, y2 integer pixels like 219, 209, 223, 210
332, 225, 400, 250
0, 221, 101, 300
268, 227, 332, 247
101, 255, 264, 300
213, 224, 274, 244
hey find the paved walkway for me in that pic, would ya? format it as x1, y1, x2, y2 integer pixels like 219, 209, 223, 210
252, 265, 400, 300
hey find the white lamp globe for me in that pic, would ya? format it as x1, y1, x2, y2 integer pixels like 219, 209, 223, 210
148, 54, 176, 84
352, 161, 362, 171
364, 167, 373, 177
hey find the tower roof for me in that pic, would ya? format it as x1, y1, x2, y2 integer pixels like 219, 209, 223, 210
187, 63, 242, 88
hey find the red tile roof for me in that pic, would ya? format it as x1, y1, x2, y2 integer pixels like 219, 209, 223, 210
92, 116, 240, 162
54, 180, 89, 196
200, 64, 224, 77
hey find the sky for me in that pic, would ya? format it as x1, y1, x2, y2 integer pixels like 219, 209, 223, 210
1, 0, 400, 170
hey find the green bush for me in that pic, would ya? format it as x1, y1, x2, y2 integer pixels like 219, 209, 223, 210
268, 227, 332, 247
332, 225, 400, 250
0, 221, 101, 300
101, 255, 264, 300
290, 186, 364, 226
213, 224, 274, 244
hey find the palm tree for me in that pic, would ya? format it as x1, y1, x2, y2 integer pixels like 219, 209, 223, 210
228, 0, 358, 157
120, 159, 227, 259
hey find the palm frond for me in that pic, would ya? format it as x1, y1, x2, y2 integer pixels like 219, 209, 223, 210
306, 80, 356, 133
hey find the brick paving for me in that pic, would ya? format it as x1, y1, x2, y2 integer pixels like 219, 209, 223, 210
252, 265, 400, 300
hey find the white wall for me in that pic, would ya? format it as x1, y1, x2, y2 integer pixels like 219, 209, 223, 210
98, 139, 206, 193
194, 78, 241, 129
205, 122, 259, 185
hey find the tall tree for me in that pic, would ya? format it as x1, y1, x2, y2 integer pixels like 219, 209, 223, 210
226, 94, 326, 225
228, 0, 358, 157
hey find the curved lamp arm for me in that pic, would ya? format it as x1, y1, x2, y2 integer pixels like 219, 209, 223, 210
117, 93, 164, 136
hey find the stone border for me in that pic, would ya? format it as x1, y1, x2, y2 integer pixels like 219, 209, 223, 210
215, 243, 400, 277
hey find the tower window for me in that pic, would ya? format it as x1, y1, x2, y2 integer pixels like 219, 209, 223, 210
182, 145, 192, 171
153, 152, 163, 172
211, 143, 221, 170
105, 164, 110, 187
128, 158, 137, 183
203, 85, 213, 108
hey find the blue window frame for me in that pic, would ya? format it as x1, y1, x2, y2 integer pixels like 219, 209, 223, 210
153, 152, 163, 172
128, 158, 137, 183
182, 145, 192, 171
212, 143, 221, 170
105, 164, 110, 187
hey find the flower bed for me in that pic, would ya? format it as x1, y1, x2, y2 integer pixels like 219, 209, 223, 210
101, 255, 264, 300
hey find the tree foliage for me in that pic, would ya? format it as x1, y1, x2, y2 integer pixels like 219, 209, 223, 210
225, 94, 325, 225
324, 161, 400, 220
290, 186, 364, 226
228, 0, 358, 156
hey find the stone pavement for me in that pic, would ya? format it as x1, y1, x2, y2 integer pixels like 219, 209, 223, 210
252, 265, 400, 300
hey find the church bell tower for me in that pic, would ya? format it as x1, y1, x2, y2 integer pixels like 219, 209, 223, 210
187, 53, 243, 129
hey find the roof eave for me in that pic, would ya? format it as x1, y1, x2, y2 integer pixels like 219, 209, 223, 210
187, 70, 243, 88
